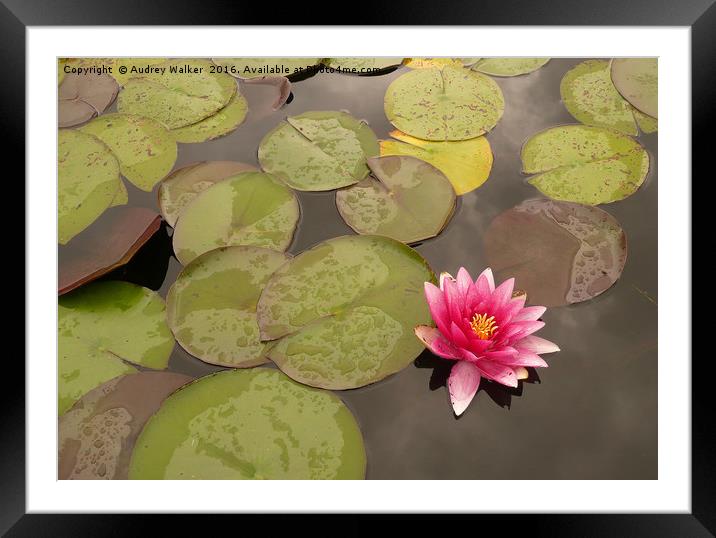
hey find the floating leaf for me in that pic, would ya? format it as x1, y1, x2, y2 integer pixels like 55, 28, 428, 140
58, 73, 119, 128
109, 180, 128, 208
484, 198, 627, 306
560, 60, 638, 135
166, 246, 289, 368
326, 58, 403, 73
211, 58, 322, 79
80, 113, 178, 191
522, 125, 649, 205
242, 76, 292, 110
58, 58, 68, 85
633, 108, 658, 134
379, 129, 493, 195
129, 369, 365, 479
171, 91, 248, 143
58, 281, 175, 415
610, 58, 658, 118
257, 235, 435, 389
404, 58, 464, 69
117, 59, 236, 128
471, 58, 550, 77
58, 207, 162, 295
112, 58, 167, 85
58, 129, 122, 245
59, 372, 192, 479
384, 66, 504, 141
172, 172, 299, 265
258, 110, 379, 191
336, 156, 455, 243
158, 161, 257, 227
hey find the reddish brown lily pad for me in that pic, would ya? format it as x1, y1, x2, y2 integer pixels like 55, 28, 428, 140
58, 207, 162, 295
484, 199, 627, 306
243, 76, 292, 110
59, 372, 192, 480
58, 73, 119, 128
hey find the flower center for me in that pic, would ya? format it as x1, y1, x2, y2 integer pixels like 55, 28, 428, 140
470, 313, 498, 340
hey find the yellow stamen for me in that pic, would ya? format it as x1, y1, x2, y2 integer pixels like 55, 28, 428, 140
470, 313, 498, 340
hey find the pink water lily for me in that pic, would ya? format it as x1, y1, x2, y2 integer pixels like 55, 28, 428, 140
415, 267, 559, 416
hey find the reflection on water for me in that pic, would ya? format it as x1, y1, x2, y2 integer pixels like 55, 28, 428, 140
59, 59, 657, 480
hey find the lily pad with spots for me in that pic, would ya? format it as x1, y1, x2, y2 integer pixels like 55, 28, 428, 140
258, 110, 379, 191
112, 58, 168, 86
172, 172, 300, 265
158, 161, 257, 227
58, 281, 175, 415
171, 91, 248, 144
326, 58, 403, 73
59, 372, 192, 479
522, 125, 649, 205
129, 368, 366, 479
58, 129, 122, 245
610, 58, 657, 118
336, 156, 455, 244
484, 198, 627, 307
166, 246, 289, 368
403, 58, 464, 69
117, 59, 236, 129
379, 129, 493, 195
211, 58, 322, 79
257, 235, 435, 389
58, 73, 119, 128
80, 113, 178, 191
471, 58, 550, 77
384, 66, 504, 141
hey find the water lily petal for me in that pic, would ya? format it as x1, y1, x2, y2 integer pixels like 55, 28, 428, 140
514, 367, 529, 380
494, 350, 549, 368
443, 277, 463, 324
456, 267, 473, 303
513, 305, 546, 322
482, 347, 519, 362
499, 320, 545, 342
448, 361, 481, 416
515, 335, 560, 354
475, 269, 494, 300
414, 325, 460, 359
475, 359, 518, 387
439, 271, 454, 291
491, 277, 515, 310
424, 282, 450, 336
450, 321, 470, 349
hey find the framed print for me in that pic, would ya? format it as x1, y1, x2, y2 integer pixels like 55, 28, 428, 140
7, 0, 710, 534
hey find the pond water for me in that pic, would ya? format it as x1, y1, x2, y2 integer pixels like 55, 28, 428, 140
59, 59, 657, 479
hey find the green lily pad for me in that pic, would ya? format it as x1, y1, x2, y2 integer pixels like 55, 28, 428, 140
471, 58, 550, 77
158, 161, 257, 227
58, 129, 122, 245
384, 65, 504, 141
633, 108, 658, 134
560, 60, 638, 135
166, 246, 289, 368
257, 235, 435, 389
258, 110, 379, 191
172, 172, 300, 265
211, 58, 322, 79
58, 73, 119, 128
484, 198, 627, 307
171, 91, 248, 144
112, 58, 168, 86
80, 113, 178, 191
522, 125, 649, 205
326, 58, 403, 73
58, 281, 175, 415
59, 372, 192, 479
610, 58, 657, 118
117, 59, 236, 129
109, 180, 128, 207
336, 156, 455, 243
129, 368, 366, 479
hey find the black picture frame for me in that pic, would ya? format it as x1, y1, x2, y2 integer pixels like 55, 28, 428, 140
7, 1, 707, 534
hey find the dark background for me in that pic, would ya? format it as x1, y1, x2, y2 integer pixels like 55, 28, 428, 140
60, 58, 658, 480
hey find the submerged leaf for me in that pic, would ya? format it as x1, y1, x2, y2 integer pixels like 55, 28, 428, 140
522, 125, 649, 205
58, 281, 175, 415
211, 58, 322, 79
384, 66, 504, 141
610, 58, 658, 118
472, 58, 550, 77
128, 369, 366, 479
59, 207, 162, 295
172, 172, 299, 265
58, 73, 119, 128
158, 161, 257, 227
58, 129, 122, 245
59, 372, 192, 479
117, 59, 236, 128
80, 113, 178, 191
484, 198, 627, 306
258, 110, 379, 191
257, 235, 435, 389
379, 129, 493, 195
336, 156, 455, 243
171, 91, 248, 143
166, 246, 289, 368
